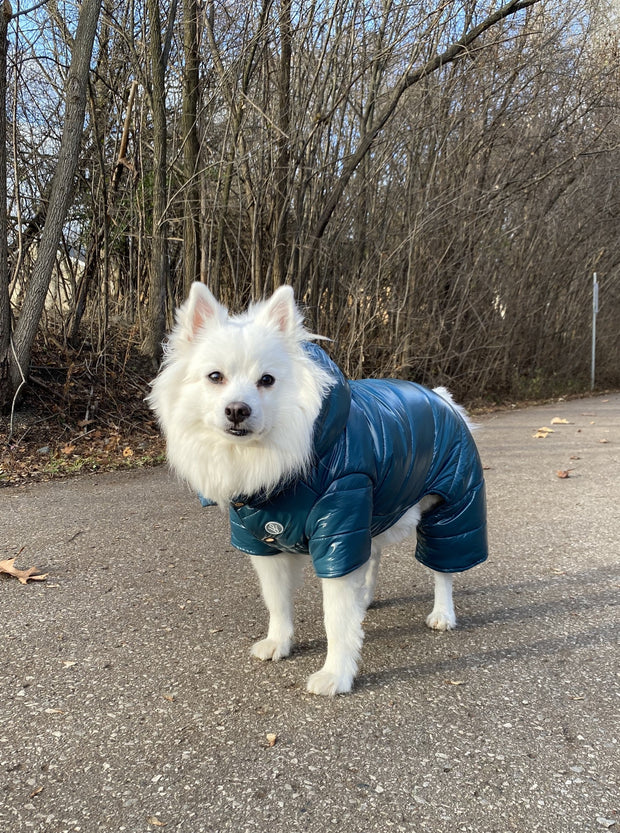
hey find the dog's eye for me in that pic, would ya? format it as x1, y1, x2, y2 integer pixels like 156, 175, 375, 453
257, 374, 275, 388
208, 371, 224, 384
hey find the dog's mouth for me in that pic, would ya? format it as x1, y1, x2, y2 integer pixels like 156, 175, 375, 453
226, 427, 252, 437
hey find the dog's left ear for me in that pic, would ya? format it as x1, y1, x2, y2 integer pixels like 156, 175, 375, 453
259, 285, 304, 339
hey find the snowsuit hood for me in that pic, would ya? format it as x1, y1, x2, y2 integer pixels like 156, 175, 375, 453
227, 343, 488, 578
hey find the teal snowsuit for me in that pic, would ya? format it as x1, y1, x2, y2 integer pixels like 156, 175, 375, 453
228, 344, 488, 579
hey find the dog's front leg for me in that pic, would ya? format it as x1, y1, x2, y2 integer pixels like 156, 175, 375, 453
426, 570, 456, 630
307, 565, 366, 696
250, 553, 304, 661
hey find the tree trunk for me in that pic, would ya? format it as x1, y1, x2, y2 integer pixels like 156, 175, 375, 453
0, 1, 13, 411
144, 0, 171, 362
182, 0, 201, 294
2, 0, 102, 406
270, 0, 292, 291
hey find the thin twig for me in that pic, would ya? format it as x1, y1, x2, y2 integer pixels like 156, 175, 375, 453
7, 338, 27, 446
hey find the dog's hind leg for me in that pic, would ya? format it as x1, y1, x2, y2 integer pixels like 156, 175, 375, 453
250, 553, 304, 661
360, 541, 381, 611
307, 566, 367, 696
425, 570, 456, 631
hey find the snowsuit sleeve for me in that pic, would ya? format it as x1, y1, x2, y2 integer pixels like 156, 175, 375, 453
305, 474, 373, 578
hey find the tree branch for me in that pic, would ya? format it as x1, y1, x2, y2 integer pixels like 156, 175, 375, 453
300, 0, 543, 278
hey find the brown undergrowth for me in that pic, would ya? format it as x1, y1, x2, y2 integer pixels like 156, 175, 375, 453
1, 333, 165, 487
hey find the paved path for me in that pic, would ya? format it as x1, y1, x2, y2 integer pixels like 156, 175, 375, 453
1, 394, 619, 833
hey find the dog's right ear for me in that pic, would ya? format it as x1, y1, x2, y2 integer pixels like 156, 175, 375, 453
179, 282, 226, 339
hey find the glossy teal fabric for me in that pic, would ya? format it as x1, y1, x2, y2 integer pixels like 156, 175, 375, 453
229, 344, 487, 578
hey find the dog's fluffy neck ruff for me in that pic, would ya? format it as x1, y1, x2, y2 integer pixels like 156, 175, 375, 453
180, 404, 315, 506
148, 283, 333, 508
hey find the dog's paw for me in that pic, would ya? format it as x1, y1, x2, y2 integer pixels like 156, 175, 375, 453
426, 609, 456, 631
306, 669, 353, 696
251, 638, 290, 661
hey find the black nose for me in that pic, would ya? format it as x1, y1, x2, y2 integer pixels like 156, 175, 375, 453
225, 401, 252, 425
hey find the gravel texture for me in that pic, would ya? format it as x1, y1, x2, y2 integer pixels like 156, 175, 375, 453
1, 394, 618, 832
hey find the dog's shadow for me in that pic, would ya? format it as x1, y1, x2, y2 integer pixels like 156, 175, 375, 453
294, 565, 619, 691
356, 619, 617, 691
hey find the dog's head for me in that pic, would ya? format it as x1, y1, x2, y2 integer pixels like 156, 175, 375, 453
148, 284, 332, 501
175, 282, 310, 441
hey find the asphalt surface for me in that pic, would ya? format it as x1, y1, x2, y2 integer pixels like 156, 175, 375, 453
1, 393, 619, 833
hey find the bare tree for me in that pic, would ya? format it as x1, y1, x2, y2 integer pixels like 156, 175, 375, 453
181, 0, 201, 294
3, 0, 619, 410
143, 0, 175, 362
1, 0, 102, 410
0, 1, 11, 408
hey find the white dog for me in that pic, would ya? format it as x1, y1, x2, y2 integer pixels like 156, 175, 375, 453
148, 284, 487, 695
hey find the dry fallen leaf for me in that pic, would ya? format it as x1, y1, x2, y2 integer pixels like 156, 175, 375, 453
123, 446, 134, 457
599, 438, 610, 444
0, 558, 48, 585
533, 427, 555, 438
556, 469, 573, 479
444, 679, 465, 686
265, 733, 278, 747
550, 417, 570, 425
147, 817, 167, 828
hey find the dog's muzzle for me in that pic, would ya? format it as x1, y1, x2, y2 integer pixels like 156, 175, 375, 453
225, 401, 252, 436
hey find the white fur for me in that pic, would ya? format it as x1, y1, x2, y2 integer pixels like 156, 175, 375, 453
249, 553, 305, 661
148, 284, 333, 506
148, 284, 474, 696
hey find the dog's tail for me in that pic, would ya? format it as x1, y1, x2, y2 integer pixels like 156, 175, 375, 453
433, 386, 477, 432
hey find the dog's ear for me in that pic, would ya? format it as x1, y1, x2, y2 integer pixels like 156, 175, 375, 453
259, 285, 304, 339
180, 282, 226, 339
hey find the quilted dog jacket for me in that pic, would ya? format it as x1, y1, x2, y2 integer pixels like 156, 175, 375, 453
228, 344, 488, 579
